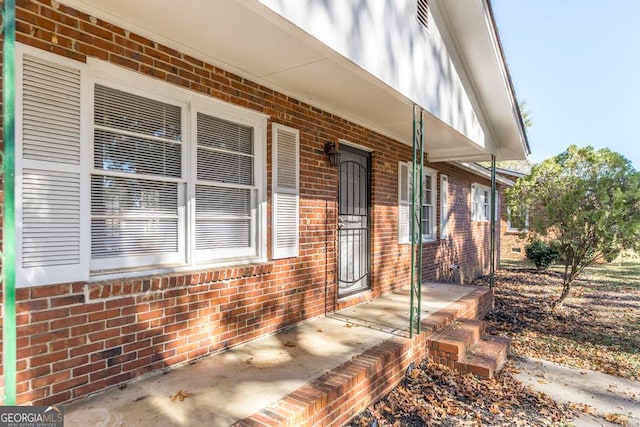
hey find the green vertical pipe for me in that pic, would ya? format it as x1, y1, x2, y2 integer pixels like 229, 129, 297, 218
489, 155, 496, 289
409, 105, 417, 337
416, 109, 424, 330
409, 105, 424, 338
3, 0, 17, 406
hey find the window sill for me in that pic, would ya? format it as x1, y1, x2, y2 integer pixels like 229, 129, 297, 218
89, 257, 270, 283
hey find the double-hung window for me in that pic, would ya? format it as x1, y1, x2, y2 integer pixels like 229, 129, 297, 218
422, 168, 437, 240
15, 44, 269, 286
507, 206, 529, 232
91, 85, 186, 269
471, 183, 491, 222
398, 162, 437, 243
193, 112, 258, 261
471, 183, 499, 223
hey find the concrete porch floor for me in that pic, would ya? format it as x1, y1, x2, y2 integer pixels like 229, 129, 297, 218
65, 283, 482, 427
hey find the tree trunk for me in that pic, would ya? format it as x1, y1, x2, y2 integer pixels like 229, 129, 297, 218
553, 280, 572, 310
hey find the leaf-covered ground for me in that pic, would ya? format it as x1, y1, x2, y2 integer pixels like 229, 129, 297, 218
484, 261, 640, 381
349, 261, 639, 426
349, 359, 575, 426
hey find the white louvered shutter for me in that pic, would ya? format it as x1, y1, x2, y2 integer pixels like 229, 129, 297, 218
16, 50, 88, 286
440, 174, 449, 238
470, 183, 477, 221
272, 124, 299, 259
398, 162, 410, 243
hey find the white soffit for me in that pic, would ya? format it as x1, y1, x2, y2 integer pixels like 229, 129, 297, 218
59, 0, 494, 161
434, 0, 529, 160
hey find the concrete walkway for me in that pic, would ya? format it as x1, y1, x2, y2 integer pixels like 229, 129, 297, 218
514, 357, 640, 427
65, 283, 475, 427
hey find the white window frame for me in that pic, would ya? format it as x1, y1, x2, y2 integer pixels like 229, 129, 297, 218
440, 174, 449, 239
88, 60, 267, 273
399, 162, 438, 243
15, 44, 269, 286
471, 182, 491, 222
88, 78, 189, 271
422, 167, 437, 241
507, 206, 529, 232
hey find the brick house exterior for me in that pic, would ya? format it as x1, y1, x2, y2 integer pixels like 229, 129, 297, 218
0, 0, 529, 406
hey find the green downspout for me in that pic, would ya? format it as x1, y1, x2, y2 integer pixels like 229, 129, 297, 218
489, 155, 496, 289
2, 0, 17, 406
409, 105, 424, 338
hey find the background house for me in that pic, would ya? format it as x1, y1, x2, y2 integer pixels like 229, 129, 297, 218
496, 168, 530, 261
0, 0, 528, 405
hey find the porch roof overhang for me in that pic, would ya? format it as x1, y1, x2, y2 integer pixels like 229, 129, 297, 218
59, 0, 528, 162
455, 162, 515, 186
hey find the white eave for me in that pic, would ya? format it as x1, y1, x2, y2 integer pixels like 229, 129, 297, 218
455, 162, 515, 186
59, 0, 528, 162
434, 0, 530, 160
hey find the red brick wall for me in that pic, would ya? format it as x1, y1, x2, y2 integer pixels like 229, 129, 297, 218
499, 190, 528, 261
0, 0, 499, 406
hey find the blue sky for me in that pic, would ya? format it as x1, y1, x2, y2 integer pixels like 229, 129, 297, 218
492, 0, 640, 169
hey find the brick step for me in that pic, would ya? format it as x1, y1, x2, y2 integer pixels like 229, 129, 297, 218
427, 319, 485, 363
457, 335, 511, 379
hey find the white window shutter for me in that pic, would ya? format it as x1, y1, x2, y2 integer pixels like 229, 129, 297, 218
440, 174, 448, 238
272, 124, 299, 259
16, 49, 88, 286
470, 183, 477, 221
398, 162, 411, 243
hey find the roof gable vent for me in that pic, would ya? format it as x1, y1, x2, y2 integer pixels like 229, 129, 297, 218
417, 0, 430, 33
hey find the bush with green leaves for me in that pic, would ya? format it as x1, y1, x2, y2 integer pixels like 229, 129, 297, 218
525, 240, 559, 270
506, 145, 640, 308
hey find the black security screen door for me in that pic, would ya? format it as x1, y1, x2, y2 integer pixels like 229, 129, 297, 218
338, 146, 370, 297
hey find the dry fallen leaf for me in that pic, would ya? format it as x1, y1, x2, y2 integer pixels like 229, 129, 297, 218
581, 404, 596, 415
170, 390, 194, 402
605, 413, 628, 426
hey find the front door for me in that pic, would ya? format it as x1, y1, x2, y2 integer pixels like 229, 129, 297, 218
338, 146, 370, 298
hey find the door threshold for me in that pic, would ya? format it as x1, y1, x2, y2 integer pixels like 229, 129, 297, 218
337, 288, 372, 302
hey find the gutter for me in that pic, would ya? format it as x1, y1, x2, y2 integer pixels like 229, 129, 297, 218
485, 0, 531, 156
454, 161, 515, 186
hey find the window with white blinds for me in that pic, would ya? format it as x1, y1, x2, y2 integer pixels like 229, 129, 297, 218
399, 162, 438, 243
195, 113, 256, 258
272, 124, 299, 259
91, 85, 184, 267
471, 183, 491, 222
422, 168, 437, 240
15, 44, 267, 284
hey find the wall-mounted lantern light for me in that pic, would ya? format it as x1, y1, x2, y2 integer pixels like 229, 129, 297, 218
324, 141, 341, 166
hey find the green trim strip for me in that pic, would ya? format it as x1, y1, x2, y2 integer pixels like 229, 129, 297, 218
3, 0, 17, 406
490, 155, 496, 288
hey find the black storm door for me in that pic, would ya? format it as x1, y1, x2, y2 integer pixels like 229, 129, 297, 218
337, 146, 370, 297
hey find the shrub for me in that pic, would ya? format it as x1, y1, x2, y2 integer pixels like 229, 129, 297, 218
525, 240, 559, 270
